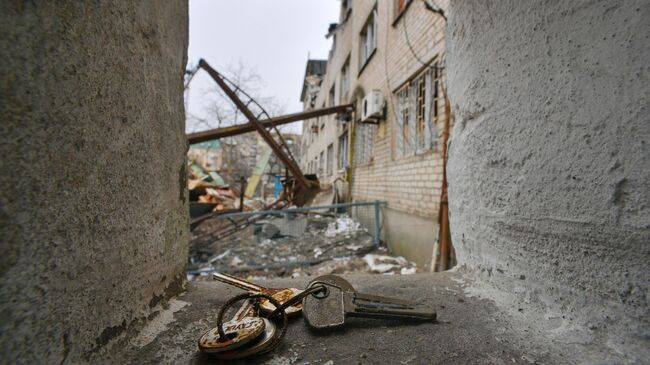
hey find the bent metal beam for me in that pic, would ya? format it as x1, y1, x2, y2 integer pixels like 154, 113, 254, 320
187, 104, 353, 144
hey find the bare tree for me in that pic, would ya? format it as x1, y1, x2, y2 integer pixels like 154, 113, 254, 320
185, 61, 288, 183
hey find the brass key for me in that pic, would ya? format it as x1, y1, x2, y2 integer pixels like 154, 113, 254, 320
213, 272, 303, 316
198, 299, 266, 353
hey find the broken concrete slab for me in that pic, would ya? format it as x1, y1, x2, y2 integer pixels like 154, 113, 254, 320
274, 216, 308, 238
259, 222, 281, 239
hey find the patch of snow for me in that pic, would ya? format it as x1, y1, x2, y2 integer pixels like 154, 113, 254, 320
363, 254, 411, 273
230, 256, 242, 266
325, 216, 361, 237
400, 267, 417, 275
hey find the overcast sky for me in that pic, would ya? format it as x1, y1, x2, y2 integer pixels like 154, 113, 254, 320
186, 0, 340, 133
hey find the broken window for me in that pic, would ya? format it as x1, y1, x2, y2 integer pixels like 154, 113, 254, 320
338, 132, 349, 169
395, 63, 440, 158
327, 143, 334, 176
359, 7, 378, 70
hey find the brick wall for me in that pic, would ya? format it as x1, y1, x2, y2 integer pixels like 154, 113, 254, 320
300, 0, 450, 266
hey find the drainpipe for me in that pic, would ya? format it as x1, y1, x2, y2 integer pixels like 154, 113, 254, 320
346, 110, 357, 203
436, 91, 452, 271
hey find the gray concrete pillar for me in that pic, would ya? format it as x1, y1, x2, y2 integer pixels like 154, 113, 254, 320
0, 2, 189, 362
446, 0, 649, 361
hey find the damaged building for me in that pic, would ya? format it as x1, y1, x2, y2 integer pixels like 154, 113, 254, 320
1, 0, 648, 363
300, 0, 451, 270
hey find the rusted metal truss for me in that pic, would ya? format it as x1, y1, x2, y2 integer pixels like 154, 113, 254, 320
187, 104, 352, 144
194, 59, 349, 206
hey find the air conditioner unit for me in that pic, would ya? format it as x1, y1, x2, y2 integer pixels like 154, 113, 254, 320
361, 90, 384, 123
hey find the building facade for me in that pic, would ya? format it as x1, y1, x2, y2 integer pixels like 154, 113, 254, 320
300, 0, 450, 269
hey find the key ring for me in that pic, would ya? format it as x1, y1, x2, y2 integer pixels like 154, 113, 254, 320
267, 284, 326, 319
215, 292, 289, 353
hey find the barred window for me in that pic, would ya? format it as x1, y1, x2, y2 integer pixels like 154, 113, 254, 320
395, 63, 441, 158
354, 122, 375, 165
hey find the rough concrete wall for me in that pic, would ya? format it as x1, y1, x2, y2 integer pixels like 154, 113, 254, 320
446, 0, 649, 362
0, 2, 188, 363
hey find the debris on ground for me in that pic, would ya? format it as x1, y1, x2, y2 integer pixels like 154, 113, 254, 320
188, 162, 238, 213
188, 213, 420, 280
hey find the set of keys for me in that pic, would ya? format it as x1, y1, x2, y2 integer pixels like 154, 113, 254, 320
198, 272, 437, 360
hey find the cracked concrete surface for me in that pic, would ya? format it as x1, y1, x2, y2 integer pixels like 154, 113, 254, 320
109, 272, 581, 364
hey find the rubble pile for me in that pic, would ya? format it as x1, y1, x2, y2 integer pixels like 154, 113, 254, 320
188, 162, 238, 212
188, 214, 420, 280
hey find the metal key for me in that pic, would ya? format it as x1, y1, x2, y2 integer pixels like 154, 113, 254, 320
302, 275, 437, 329
198, 299, 266, 353
213, 272, 303, 315
211, 317, 278, 360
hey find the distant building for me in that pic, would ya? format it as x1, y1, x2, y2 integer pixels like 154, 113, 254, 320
188, 132, 301, 198
187, 140, 223, 172
299, 0, 451, 270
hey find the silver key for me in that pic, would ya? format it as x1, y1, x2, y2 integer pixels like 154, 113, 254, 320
302, 275, 436, 329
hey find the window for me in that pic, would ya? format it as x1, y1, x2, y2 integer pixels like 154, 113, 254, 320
319, 151, 325, 174
359, 8, 378, 70
329, 85, 335, 107
354, 123, 375, 165
340, 57, 350, 101
338, 132, 349, 169
341, 0, 352, 21
395, 63, 441, 158
326, 144, 334, 176
396, 86, 412, 156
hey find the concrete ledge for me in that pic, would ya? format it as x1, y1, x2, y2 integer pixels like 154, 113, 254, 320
107, 272, 576, 364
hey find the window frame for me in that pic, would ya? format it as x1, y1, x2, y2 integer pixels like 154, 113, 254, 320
326, 143, 334, 176
393, 61, 442, 159
319, 151, 325, 175
340, 56, 350, 102
358, 6, 378, 74
338, 132, 349, 170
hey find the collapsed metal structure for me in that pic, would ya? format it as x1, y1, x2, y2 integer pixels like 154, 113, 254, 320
188, 59, 353, 207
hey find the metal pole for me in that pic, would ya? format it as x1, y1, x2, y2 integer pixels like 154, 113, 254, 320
239, 176, 245, 212
373, 200, 381, 246
187, 104, 353, 143
210, 201, 386, 220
